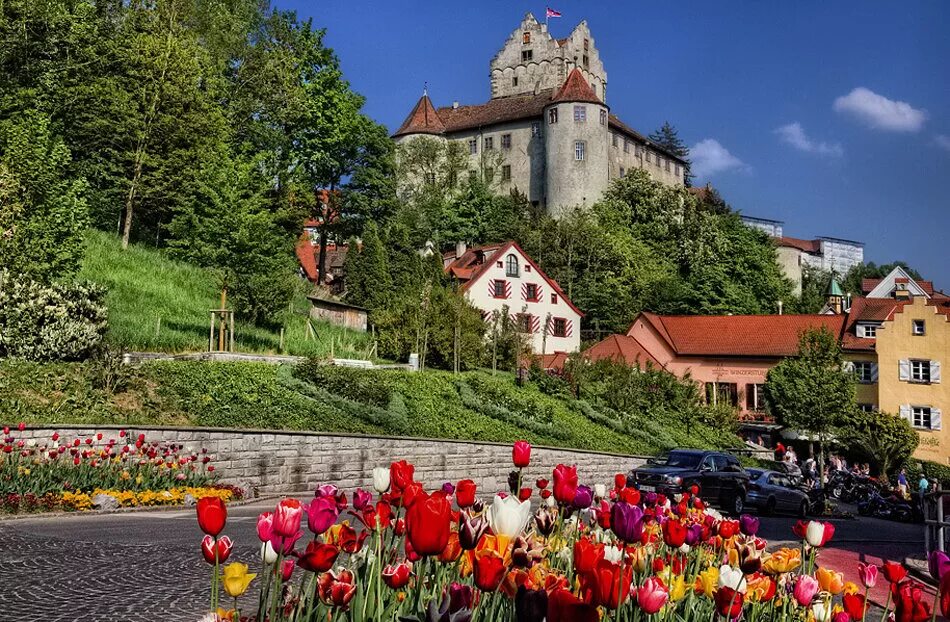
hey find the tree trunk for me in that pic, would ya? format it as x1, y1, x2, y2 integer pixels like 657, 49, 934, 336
317, 227, 329, 286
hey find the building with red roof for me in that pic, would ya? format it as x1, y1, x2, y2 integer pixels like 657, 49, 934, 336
393, 13, 686, 217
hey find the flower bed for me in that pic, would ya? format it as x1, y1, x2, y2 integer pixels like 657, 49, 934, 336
190, 441, 948, 622
0, 423, 242, 513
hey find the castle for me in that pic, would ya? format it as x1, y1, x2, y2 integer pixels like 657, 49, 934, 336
393, 13, 686, 216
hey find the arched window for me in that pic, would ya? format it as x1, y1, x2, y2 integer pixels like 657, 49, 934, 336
505, 254, 520, 277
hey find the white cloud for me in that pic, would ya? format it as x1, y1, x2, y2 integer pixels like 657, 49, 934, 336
936, 135, 950, 152
689, 139, 746, 179
833, 87, 927, 132
774, 122, 843, 157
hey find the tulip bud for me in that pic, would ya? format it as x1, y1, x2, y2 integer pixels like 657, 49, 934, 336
459, 513, 488, 550
373, 466, 391, 493
593, 484, 607, 499
260, 540, 278, 564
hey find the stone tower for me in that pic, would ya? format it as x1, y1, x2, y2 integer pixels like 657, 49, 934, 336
543, 69, 609, 215
490, 13, 607, 102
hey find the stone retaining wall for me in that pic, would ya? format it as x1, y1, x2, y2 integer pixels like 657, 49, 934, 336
15, 425, 649, 497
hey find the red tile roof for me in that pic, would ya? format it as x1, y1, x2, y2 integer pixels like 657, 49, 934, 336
777, 236, 820, 254
393, 94, 446, 137
295, 235, 348, 283
861, 276, 936, 296
550, 68, 602, 105
637, 312, 847, 357
584, 334, 663, 368
540, 351, 570, 371
860, 278, 881, 294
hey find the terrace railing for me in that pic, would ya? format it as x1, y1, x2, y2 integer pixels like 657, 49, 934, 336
924, 489, 950, 555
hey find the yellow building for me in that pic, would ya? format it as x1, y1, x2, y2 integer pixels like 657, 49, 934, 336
840, 268, 950, 463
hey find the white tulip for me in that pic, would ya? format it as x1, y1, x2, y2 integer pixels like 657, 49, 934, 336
718, 565, 747, 593
260, 540, 278, 564
593, 484, 607, 499
372, 467, 391, 493
679, 543, 691, 554
805, 521, 827, 547
603, 546, 623, 563
811, 601, 832, 622
488, 493, 532, 539
545, 496, 556, 508
705, 508, 723, 522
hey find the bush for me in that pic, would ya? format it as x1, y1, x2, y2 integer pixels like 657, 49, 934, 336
0, 271, 107, 361
903, 460, 950, 488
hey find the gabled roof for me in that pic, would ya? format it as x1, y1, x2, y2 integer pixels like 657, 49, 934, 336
584, 334, 663, 369
295, 234, 349, 283
435, 92, 553, 134
635, 312, 847, 358
393, 94, 445, 137
865, 266, 932, 299
550, 68, 602, 105
443, 240, 584, 317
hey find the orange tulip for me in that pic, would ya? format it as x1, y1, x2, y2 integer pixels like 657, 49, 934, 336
474, 548, 507, 591
816, 567, 845, 595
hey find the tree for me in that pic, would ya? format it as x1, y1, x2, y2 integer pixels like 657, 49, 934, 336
836, 410, 919, 480
796, 266, 833, 314
841, 261, 924, 297
649, 121, 692, 186
764, 328, 856, 474
0, 110, 88, 283
343, 222, 391, 310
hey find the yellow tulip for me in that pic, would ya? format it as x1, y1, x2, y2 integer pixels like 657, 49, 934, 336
695, 567, 719, 598
816, 567, 844, 595
763, 548, 802, 574
221, 563, 256, 598
843, 581, 859, 596
668, 574, 687, 601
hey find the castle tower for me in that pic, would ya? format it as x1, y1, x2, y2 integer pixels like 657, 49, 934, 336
543, 69, 609, 216
392, 91, 446, 144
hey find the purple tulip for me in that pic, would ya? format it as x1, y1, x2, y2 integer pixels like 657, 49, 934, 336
611, 502, 644, 543
573, 485, 593, 510
352, 488, 372, 511
448, 582, 474, 612
316, 484, 339, 498
739, 514, 760, 537
685, 523, 703, 546
458, 513, 488, 550
929, 550, 950, 581
442, 481, 456, 495
306, 496, 339, 535
644, 492, 658, 505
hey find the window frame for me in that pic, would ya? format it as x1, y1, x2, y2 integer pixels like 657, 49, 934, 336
523, 32, 531, 44
574, 140, 586, 161
573, 105, 587, 122
521, 49, 533, 62
468, 139, 478, 155
911, 359, 931, 384
912, 406, 933, 430
552, 317, 568, 338
501, 133, 512, 149
854, 361, 875, 384
524, 283, 539, 302
501, 164, 511, 181
599, 109, 607, 125
517, 313, 533, 334
913, 320, 926, 336
623, 139, 630, 154
483, 136, 494, 151
504, 254, 520, 278
491, 279, 508, 299
531, 122, 541, 137
550, 293, 558, 304
548, 108, 558, 124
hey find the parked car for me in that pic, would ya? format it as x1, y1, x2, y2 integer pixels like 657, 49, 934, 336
745, 468, 811, 517
628, 449, 750, 515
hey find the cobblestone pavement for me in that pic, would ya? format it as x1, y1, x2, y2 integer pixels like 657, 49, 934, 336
0, 501, 926, 621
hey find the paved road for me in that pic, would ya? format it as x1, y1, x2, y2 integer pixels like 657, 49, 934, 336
0, 501, 927, 622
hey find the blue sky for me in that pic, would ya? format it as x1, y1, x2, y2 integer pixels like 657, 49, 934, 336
279, 1, 950, 288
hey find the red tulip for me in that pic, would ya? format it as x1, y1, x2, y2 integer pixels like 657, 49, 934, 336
17, 422, 25, 431
196, 497, 227, 537
718, 519, 740, 539
390, 460, 415, 492
273, 499, 303, 539
581, 558, 633, 608
715, 587, 744, 620
614, 473, 627, 489
382, 562, 413, 589
636, 577, 669, 614
882, 561, 908, 584
663, 520, 687, 548
512, 441, 531, 468
940, 571, 950, 617
547, 588, 599, 622
473, 548, 507, 591
51, 432, 59, 441
553, 464, 578, 505
281, 558, 295, 581
297, 541, 340, 573
518, 487, 532, 501
318, 569, 357, 609
536, 478, 549, 490
456, 479, 477, 508
843, 593, 866, 620
200, 534, 233, 564
894, 580, 931, 622
573, 537, 605, 574
305, 496, 339, 535
402, 482, 425, 509
406, 491, 451, 556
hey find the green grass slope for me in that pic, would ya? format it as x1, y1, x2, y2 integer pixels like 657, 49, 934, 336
0, 360, 743, 456
80, 230, 372, 358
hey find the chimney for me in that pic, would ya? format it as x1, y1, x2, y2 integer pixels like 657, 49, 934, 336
453, 101, 459, 109
455, 241, 467, 258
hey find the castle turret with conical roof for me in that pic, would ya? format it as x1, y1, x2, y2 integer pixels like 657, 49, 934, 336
393, 91, 446, 139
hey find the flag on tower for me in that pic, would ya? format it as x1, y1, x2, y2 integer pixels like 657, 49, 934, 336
546, 7, 562, 19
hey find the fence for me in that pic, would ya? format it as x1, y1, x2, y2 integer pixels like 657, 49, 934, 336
924, 490, 950, 555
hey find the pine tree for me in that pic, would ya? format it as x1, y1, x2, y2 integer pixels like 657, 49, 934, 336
344, 222, 391, 310
649, 122, 692, 186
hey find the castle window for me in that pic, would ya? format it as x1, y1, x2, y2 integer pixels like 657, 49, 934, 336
551, 293, 558, 304
599, 109, 607, 125
914, 320, 926, 336
619, 166, 625, 177
484, 136, 493, 150
505, 254, 520, 277
573, 105, 587, 122
645, 151, 652, 163
910, 359, 931, 383
548, 108, 558, 124
523, 32, 531, 44
584, 38, 589, 51
583, 54, 589, 68
502, 165, 511, 181
635, 144, 643, 156
522, 49, 533, 62
501, 133, 512, 149
657, 156, 664, 168
623, 139, 630, 154
492, 279, 508, 298
665, 159, 671, 172
531, 122, 541, 136
574, 141, 586, 161
468, 139, 478, 155
525, 283, 539, 301
612, 133, 618, 147
675, 164, 681, 177
912, 406, 933, 429
517, 313, 533, 334
484, 167, 494, 182
512, 76, 518, 87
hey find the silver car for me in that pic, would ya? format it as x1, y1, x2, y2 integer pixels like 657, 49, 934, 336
745, 468, 810, 517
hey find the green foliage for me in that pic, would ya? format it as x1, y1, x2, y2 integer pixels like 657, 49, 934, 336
344, 222, 391, 310
80, 229, 372, 358
0, 110, 88, 282
764, 328, 856, 469
903, 460, 950, 488
0, 271, 107, 361
796, 266, 833, 314
836, 409, 919, 479
648, 122, 691, 185
841, 261, 924, 297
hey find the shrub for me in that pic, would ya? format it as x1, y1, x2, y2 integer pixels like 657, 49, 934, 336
0, 271, 108, 361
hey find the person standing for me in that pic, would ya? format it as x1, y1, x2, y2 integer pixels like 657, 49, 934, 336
897, 468, 909, 498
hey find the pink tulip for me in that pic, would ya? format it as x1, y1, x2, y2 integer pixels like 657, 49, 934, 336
832, 612, 850, 622
353, 488, 372, 511
270, 529, 303, 554
858, 562, 878, 588
636, 577, 669, 614
257, 512, 274, 542
281, 558, 295, 581
793, 575, 819, 606
306, 496, 339, 535
273, 499, 303, 539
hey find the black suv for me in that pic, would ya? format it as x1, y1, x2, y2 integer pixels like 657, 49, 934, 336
628, 449, 750, 515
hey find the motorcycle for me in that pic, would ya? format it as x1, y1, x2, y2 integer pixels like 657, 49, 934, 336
857, 489, 913, 522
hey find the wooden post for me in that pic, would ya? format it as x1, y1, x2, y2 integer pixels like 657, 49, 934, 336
209, 311, 215, 351
217, 287, 228, 352
279, 327, 285, 353
229, 310, 235, 352
155, 317, 161, 338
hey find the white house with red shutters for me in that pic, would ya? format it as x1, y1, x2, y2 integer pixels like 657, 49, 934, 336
443, 241, 583, 355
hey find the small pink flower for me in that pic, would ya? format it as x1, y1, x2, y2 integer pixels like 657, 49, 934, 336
858, 562, 878, 588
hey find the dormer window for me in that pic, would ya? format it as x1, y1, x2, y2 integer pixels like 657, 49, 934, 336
505, 254, 520, 277
857, 323, 879, 338
523, 32, 531, 44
